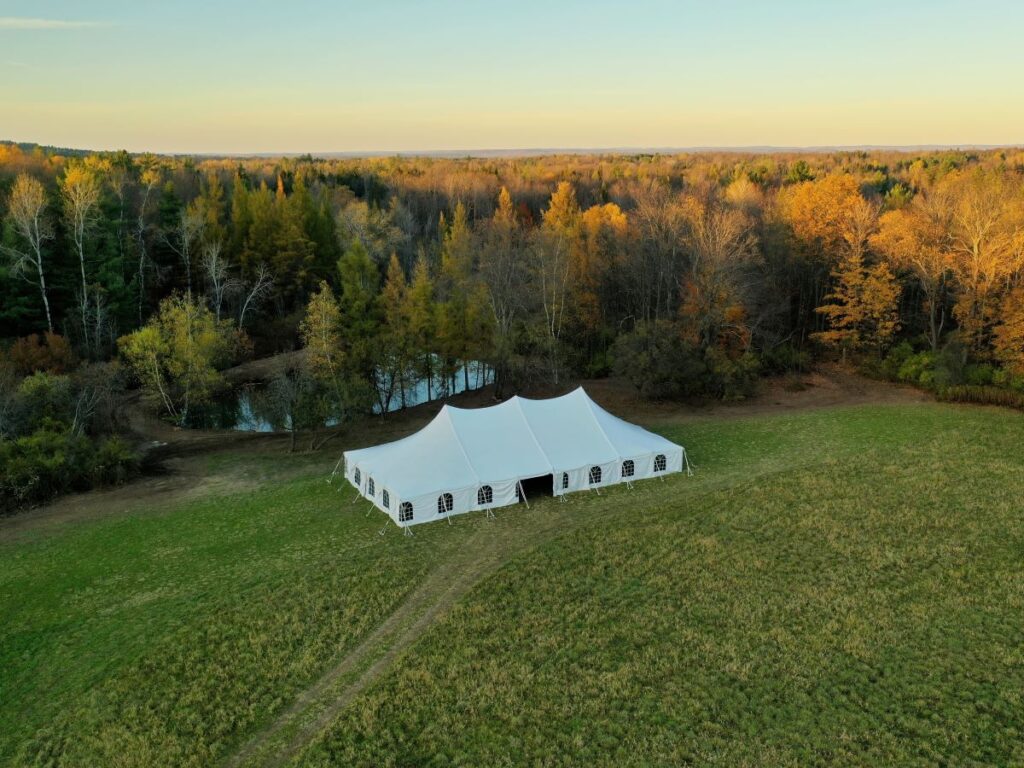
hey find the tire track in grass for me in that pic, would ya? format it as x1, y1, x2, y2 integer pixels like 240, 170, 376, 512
226, 506, 571, 768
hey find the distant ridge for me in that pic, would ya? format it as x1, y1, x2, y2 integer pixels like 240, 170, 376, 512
4, 139, 1022, 160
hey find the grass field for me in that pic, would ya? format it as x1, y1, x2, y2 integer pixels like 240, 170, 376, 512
2, 401, 1023, 766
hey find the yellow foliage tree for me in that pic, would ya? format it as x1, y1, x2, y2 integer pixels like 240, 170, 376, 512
119, 295, 232, 425
937, 170, 1024, 351
573, 202, 627, 332
779, 174, 869, 260
871, 197, 951, 352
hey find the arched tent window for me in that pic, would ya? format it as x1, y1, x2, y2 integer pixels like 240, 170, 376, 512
399, 502, 413, 522
437, 492, 454, 515
382, 490, 390, 508
589, 466, 602, 485
354, 468, 361, 485
561, 472, 569, 490
622, 460, 635, 478
367, 478, 375, 496
654, 454, 667, 472
477, 485, 493, 505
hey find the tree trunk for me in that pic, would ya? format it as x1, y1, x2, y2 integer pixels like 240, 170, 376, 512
37, 259, 53, 333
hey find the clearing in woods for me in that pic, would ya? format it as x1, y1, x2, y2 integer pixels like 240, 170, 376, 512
2, 374, 1022, 767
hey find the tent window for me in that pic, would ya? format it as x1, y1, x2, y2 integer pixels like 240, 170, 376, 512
354, 468, 361, 485
477, 485, 493, 505
399, 502, 413, 522
382, 490, 390, 508
654, 454, 667, 472
561, 472, 569, 490
588, 466, 602, 485
367, 478, 375, 496
622, 460, 635, 478
437, 492, 454, 515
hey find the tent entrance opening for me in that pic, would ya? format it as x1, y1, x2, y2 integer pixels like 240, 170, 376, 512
517, 474, 554, 502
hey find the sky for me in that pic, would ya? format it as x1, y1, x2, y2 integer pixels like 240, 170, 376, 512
2, 0, 1023, 154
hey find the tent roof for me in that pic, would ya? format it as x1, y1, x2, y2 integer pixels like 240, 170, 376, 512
344, 387, 681, 500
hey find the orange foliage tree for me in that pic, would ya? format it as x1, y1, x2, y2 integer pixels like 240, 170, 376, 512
994, 286, 1024, 376
871, 194, 951, 352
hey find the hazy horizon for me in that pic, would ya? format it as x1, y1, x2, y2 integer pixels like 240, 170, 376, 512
3, 0, 1023, 154
6, 140, 1023, 160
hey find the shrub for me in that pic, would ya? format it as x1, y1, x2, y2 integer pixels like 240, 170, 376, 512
15, 372, 74, 430
938, 385, 1024, 411
963, 363, 995, 387
760, 343, 811, 375
91, 436, 139, 486
6, 332, 75, 375
703, 348, 760, 400
873, 340, 915, 381
992, 368, 1024, 392
0, 427, 138, 514
896, 350, 935, 388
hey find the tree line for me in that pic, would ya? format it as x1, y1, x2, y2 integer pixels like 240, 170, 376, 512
3, 143, 1024, 473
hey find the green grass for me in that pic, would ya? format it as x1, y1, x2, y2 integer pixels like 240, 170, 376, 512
3, 403, 1024, 766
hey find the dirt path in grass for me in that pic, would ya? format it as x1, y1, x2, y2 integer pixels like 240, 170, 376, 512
226, 505, 576, 768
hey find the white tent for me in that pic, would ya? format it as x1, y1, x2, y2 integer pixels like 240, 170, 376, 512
342, 387, 689, 529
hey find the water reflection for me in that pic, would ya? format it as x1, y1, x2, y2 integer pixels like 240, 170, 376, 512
185, 361, 492, 432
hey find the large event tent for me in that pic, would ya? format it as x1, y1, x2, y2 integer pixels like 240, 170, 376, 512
342, 387, 689, 530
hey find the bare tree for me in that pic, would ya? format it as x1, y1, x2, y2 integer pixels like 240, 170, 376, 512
1, 174, 55, 331
679, 198, 760, 351
201, 240, 238, 322
238, 263, 273, 328
164, 206, 204, 294
60, 164, 103, 353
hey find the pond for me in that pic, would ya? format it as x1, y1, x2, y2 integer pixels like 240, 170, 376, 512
185, 361, 493, 432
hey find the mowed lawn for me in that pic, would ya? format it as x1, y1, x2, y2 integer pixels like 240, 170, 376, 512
2, 403, 1024, 766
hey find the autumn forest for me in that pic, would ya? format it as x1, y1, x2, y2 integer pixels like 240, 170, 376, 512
2, 143, 1024, 507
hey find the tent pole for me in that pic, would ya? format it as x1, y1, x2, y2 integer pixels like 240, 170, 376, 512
328, 454, 344, 484
683, 449, 694, 477
485, 508, 496, 520
404, 525, 414, 537
518, 480, 530, 509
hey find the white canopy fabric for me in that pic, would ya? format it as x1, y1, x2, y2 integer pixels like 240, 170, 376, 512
343, 387, 687, 528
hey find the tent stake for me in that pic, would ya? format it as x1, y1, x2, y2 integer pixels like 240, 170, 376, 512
485, 508, 496, 520
403, 526, 414, 537
365, 503, 376, 517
